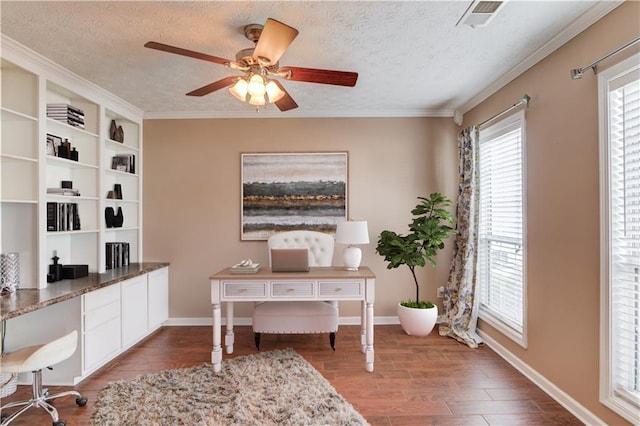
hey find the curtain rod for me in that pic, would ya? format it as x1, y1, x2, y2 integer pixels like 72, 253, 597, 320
571, 35, 640, 79
478, 94, 530, 128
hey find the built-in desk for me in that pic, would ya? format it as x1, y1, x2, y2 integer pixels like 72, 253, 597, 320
210, 266, 376, 373
1, 262, 169, 385
0, 263, 169, 320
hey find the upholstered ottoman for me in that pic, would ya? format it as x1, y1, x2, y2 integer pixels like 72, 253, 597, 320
252, 300, 339, 350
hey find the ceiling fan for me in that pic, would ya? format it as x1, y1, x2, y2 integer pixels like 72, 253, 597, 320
144, 18, 358, 112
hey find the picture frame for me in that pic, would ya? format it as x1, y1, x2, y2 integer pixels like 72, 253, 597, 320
241, 152, 348, 241
46, 133, 63, 156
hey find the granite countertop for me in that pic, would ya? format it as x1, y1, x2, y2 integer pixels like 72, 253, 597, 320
0, 262, 169, 321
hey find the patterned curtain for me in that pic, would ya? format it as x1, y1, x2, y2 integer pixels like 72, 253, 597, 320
437, 126, 483, 348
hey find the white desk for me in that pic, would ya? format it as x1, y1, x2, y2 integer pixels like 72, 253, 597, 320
209, 266, 376, 372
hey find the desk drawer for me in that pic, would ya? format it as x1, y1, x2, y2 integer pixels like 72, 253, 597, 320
319, 280, 363, 298
84, 284, 120, 311
84, 299, 120, 331
223, 281, 267, 299
271, 281, 314, 298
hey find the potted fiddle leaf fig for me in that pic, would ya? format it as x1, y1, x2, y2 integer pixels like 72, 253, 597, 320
376, 192, 456, 336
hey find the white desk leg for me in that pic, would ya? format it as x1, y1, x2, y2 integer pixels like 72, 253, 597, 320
212, 303, 222, 373
365, 301, 374, 372
360, 301, 367, 353
225, 301, 235, 354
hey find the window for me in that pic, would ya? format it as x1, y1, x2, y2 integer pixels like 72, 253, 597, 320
478, 110, 527, 347
599, 52, 640, 424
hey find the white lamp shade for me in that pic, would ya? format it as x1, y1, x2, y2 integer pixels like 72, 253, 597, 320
248, 94, 266, 106
335, 221, 370, 245
265, 80, 285, 103
247, 74, 266, 97
229, 78, 248, 101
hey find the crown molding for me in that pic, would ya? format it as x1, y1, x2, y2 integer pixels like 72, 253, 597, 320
453, 1, 623, 123
143, 108, 455, 120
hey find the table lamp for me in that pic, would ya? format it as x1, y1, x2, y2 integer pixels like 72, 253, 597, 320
335, 220, 369, 271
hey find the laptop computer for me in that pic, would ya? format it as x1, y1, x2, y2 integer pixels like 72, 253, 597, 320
270, 248, 310, 272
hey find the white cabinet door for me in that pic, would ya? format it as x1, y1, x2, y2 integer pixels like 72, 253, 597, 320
148, 266, 169, 330
121, 275, 148, 348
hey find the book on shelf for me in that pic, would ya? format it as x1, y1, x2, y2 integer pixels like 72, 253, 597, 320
229, 263, 261, 274
106, 242, 130, 270
46, 103, 85, 116
47, 104, 86, 128
47, 187, 81, 196
47, 202, 81, 231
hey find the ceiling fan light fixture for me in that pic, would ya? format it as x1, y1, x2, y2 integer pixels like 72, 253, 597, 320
247, 74, 266, 97
265, 80, 285, 103
248, 94, 267, 106
229, 78, 249, 101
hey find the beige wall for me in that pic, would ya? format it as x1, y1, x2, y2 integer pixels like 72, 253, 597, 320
462, 3, 639, 425
143, 117, 458, 320
143, 3, 638, 422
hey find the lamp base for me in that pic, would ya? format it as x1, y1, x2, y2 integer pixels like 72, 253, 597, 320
342, 246, 362, 271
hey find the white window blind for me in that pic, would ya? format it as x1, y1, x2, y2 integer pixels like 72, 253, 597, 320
478, 111, 526, 346
600, 52, 640, 424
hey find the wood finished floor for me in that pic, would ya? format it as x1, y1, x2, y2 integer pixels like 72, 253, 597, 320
0, 325, 582, 425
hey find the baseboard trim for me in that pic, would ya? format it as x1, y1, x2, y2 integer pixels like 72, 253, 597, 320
477, 329, 605, 426
164, 316, 400, 327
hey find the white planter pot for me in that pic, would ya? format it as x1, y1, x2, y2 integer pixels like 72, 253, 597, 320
397, 303, 438, 336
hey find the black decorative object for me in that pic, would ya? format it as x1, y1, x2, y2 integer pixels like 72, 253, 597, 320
61, 264, 89, 279
114, 207, 124, 228
115, 125, 124, 143
114, 184, 123, 200
61, 180, 73, 189
105, 207, 115, 228
110, 119, 117, 140
110, 119, 125, 143
70, 147, 79, 161
57, 140, 70, 159
48, 251, 62, 282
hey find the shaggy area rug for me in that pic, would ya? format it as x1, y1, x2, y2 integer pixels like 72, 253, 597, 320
91, 348, 368, 425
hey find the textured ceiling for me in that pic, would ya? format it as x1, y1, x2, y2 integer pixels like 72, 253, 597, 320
0, 1, 618, 119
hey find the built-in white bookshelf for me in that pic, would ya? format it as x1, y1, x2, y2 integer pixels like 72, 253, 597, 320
1, 37, 143, 289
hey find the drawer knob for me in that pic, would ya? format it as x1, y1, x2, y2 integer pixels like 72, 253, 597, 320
287, 288, 295, 292
335, 288, 342, 292
240, 288, 247, 293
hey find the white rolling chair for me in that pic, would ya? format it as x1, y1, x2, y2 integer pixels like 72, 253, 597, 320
253, 230, 339, 350
0, 330, 87, 426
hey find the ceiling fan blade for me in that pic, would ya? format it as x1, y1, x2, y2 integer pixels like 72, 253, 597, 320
280, 66, 358, 87
253, 18, 299, 66
273, 81, 298, 111
144, 41, 230, 65
186, 76, 238, 97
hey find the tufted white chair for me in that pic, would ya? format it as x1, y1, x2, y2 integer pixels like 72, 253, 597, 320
253, 230, 338, 350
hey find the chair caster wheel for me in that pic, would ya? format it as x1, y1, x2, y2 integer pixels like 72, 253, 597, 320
76, 396, 88, 407
53, 419, 67, 426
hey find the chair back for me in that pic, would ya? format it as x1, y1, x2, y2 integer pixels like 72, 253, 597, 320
268, 231, 334, 267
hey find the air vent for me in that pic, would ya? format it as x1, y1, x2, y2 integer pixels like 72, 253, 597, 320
457, 1, 506, 28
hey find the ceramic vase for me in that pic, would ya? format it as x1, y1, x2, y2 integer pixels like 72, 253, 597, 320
397, 302, 438, 336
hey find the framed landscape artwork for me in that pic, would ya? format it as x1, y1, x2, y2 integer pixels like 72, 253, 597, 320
241, 152, 348, 240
